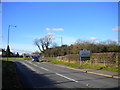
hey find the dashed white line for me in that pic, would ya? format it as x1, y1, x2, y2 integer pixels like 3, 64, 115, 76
24, 61, 78, 83
25, 61, 49, 71
39, 66, 49, 71
21, 62, 36, 71
55, 73, 78, 83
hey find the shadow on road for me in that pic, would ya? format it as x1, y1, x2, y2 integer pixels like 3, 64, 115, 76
15, 62, 62, 88
15, 61, 120, 90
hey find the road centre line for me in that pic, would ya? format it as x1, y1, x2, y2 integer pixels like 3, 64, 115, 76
25, 61, 78, 83
55, 73, 78, 83
35, 62, 79, 83
39, 66, 49, 71
26, 61, 49, 71
26, 61, 120, 80
21, 62, 36, 71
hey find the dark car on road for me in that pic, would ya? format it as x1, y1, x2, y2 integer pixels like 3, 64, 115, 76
32, 56, 39, 62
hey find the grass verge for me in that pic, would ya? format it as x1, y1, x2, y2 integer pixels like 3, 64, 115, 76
2, 57, 23, 59
2, 60, 23, 88
45, 57, 119, 72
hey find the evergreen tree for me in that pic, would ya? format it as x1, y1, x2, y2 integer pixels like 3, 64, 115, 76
16, 52, 19, 57
6, 45, 10, 57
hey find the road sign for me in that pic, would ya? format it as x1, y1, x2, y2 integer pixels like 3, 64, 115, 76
79, 49, 90, 57
79, 49, 90, 65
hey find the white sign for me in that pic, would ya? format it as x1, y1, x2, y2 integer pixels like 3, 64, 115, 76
79, 49, 90, 57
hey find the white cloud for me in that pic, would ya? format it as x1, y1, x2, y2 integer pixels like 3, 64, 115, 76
10, 43, 38, 54
1, 42, 36, 54
47, 33, 55, 35
90, 37, 98, 40
45, 28, 64, 31
112, 26, 120, 31
44, 35, 55, 40
12, 49, 33, 55
52, 28, 64, 31
46, 28, 51, 31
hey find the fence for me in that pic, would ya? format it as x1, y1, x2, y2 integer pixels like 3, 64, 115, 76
56, 52, 119, 66
56, 54, 79, 63
91, 52, 119, 66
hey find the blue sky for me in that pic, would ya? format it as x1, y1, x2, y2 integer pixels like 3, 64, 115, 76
2, 2, 118, 54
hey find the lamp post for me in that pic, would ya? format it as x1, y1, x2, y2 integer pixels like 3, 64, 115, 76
55, 36, 63, 46
7, 25, 16, 61
61, 36, 63, 46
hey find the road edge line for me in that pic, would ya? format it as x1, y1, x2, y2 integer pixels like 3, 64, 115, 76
46, 62, 120, 79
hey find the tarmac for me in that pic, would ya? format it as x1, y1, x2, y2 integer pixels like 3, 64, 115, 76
52, 63, 120, 79
6, 59, 120, 79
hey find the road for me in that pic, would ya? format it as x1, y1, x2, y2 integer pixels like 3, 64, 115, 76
12, 59, 119, 89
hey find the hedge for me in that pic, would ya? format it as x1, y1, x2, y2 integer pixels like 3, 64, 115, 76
56, 52, 119, 66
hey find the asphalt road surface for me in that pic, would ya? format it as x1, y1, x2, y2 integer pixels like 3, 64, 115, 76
11, 59, 119, 89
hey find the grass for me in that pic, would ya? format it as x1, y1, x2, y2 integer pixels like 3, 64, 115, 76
2, 57, 23, 59
103, 66, 120, 72
44, 57, 119, 72
23, 57, 32, 60
2, 57, 32, 60
2, 60, 23, 88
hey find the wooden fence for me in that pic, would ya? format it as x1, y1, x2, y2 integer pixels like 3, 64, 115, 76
56, 52, 120, 66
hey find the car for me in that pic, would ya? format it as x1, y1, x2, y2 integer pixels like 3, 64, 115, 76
31, 56, 39, 62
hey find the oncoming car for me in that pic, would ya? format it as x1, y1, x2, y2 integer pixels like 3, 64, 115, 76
31, 56, 39, 62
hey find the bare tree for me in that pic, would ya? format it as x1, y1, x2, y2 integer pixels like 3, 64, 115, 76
51, 42, 58, 48
34, 39, 43, 52
34, 35, 53, 53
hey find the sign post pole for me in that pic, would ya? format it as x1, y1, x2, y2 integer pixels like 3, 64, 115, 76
79, 48, 90, 66
80, 57, 81, 66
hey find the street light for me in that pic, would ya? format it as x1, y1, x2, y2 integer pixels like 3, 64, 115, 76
54, 36, 63, 46
7, 25, 16, 61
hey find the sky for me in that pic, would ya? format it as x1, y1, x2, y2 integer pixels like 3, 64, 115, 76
1, 2, 119, 54
1, 0, 120, 2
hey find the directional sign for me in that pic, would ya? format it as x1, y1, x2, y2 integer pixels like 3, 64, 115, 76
79, 49, 90, 57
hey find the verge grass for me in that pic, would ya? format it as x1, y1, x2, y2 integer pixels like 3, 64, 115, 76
2, 57, 23, 59
2, 60, 22, 88
45, 57, 119, 72
2, 57, 32, 60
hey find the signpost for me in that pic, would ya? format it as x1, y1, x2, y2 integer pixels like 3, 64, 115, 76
79, 49, 90, 65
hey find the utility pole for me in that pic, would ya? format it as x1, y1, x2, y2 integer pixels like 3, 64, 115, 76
61, 36, 63, 46
7, 25, 16, 61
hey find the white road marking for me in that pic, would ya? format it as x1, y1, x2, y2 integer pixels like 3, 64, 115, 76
55, 73, 78, 83
86, 84, 89, 87
21, 62, 36, 71
26, 61, 49, 71
39, 66, 49, 71
24, 60, 78, 83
